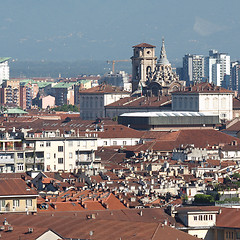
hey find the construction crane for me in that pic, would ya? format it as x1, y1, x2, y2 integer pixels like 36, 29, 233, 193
106, 59, 130, 74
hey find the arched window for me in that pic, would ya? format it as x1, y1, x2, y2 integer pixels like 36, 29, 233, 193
184, 97, 188, 110
221, 98, 226, 109
179, 97, 182, 109
213, 97, 218, 109
205, 97, 209, 109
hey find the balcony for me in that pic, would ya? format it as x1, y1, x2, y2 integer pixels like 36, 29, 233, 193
0, 158, 14, 164
25, 158, 34, 164
25, 158, 44, 164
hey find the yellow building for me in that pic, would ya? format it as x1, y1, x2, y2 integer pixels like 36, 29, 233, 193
0, 178, 38, 213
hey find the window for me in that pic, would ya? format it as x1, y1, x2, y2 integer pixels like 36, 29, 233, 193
58, 158, 63, 164
58, 146, 63, 152
40, 142, 44, 147
17, 163, 24, 171
123, 141, 127, 146
13, 200, 19, 207
209, 215, 213, 220
26, 199, 32, 207
204, 215, 208, 221
0, 200, 5, 208
46, 141, 51, 147
113, 141, 117, 145
193, 216, 197, 221
69, 152, 73, 159
104, 141, 107, 146
199, 215, 203, 221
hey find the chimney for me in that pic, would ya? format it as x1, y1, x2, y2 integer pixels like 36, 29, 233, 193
3, 218, 8, 226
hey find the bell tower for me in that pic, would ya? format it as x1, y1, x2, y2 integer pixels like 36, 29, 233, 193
131, 43, 157, 93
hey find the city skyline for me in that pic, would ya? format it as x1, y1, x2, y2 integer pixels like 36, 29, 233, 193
1, 0, 240, 62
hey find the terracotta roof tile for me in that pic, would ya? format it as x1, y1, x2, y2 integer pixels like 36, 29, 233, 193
79, 84, 130, 94
132, 43, 156, 48
172, 82, 233, 94
0, 178, 37, 196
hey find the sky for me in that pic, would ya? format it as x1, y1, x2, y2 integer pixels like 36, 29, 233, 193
1, 0, 240, 63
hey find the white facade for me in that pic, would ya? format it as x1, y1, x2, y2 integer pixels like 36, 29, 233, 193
172, 92, 233, 121
98, 137, 140, 147
205, 50, 230, 86
0, 59, 10, 85
80, 92, 130, 120
25, 137, 98, 172
177, 209, 219, 240
100, 71, 131, 92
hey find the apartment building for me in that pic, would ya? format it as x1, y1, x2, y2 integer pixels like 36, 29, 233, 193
51, 82, 75, 106
0, 178, 38, 213
0, 58, 10, 85
25, 135, 98, 172
205, 50, 230, 86
183, 54, 205, 85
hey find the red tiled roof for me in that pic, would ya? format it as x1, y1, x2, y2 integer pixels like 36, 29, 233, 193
233, 97, 240, 109
106, 95, 172, 108
126, 129, 240, 153
0, 178, 37, 196
172, 82, 233, 94
79, 84, 130, 94
216, 208, 240, 228
132, 43, 156, 48
0, 213, 199, 240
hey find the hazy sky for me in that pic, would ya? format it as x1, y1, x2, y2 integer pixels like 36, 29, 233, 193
1, 0, 240, 62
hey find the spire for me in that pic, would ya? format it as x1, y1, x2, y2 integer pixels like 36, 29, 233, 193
157, 37, 170, 66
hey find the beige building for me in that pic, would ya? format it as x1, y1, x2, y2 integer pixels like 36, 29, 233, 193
2, 79, 20, 106
0, 178, 38, 213
170, 206, 221, 240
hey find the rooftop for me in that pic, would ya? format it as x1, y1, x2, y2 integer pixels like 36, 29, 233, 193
133, 43, 156, 48
0, 57, 11, 63
172, 82, 233, 94
52, 82, 75, 89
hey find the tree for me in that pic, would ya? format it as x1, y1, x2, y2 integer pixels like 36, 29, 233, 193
194, 194, 214, 204
233, 172, 240, 180
52, 104, 79, 112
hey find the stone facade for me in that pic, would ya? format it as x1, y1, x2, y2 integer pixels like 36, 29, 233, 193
131, 39, 183, 96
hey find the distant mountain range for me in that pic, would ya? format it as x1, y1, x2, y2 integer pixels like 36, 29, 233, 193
9, 60, 182, 79
9, 60, 132, 78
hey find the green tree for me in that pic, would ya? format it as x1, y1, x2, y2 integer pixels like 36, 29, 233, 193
194, 194, 214, 204
52, 104, 79, 112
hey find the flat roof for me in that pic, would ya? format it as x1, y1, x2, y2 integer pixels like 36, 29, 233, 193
120, 111, 217, 117
119, 111, 220, 126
